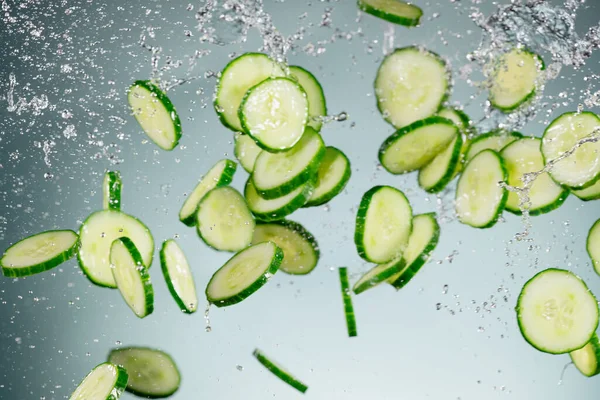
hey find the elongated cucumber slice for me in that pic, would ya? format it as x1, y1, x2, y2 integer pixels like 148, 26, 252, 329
289, 66, 327, 131
234, 133, 262, 173
438, 107, 470, 130
418, 130, 463, 193
304, 146, 352, 207
358, 0, 422, 26
179, 159, 237, 226
108, 347, 181, 398
215, 53, 285, 132
252, 127, 324, 199
456, 150, 507, 228
375, 47, 449, 128
245, 178, 315, 222
573, 180, 600, 201
240, 78, 309, 152
465, 130, 522, 161
570, 333, 600, 377
488, 48, 544, 112
78, 210, 154, 288
253, 349, 308, 393
355, 186, 412, 263
379, 117, 458, 174
251, 220, 319, 275
516, 268, 599, 354
103, 171, 122, 211
160, 240, 198, 314
541, 111, 600, 189
128, 80, 181, 151
110, 238, 154, 318
70, 362, 128, 400
500, 138, 569, 215
1, 230, 79, 278
587, 219, 600, 276
339, 267, 357, 337
353, 258, 403, 295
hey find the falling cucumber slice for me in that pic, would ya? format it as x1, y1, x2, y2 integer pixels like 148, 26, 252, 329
289, 66, 327, 131
570, 333, 600, 377
253, 349, 308, 393
465, 130, 523, 161
418, 130, 463, 193
587, 219, 600, 276
358, 0, 423, 27
339, 267, 357, 337
234, 132, 263, 173
437, 107, 471, 130
304, 146, 352, 208
244, 178, 315, 222
69, 362, 128, 400
160, 239, 198, 314
572, 179, 600, 201
103, 171, 122, 211
352, 258, 403, 295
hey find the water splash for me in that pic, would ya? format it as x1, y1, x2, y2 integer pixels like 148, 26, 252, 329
5, 73, 50, 115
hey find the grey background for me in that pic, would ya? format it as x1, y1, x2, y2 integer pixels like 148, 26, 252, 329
1, 0, 600, 399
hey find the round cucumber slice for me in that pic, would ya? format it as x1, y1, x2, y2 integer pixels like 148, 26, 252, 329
570, 333, 600, 377
253, 349, 308, 393
160, 239, 198, 314
69, 362, 128, 400
465, 130, 523, 161
103, 171, 122, 211
587, 219, 600, 276
572, 180, 600, 201
245, 178, 315, 222
234, 132, 263, 173
438, 107, 471, 130
353, 258, 404, 295
418, 130, 463, 193
358, 0, 422, 27
304, 146, 351, 208
289, 66, 327, 131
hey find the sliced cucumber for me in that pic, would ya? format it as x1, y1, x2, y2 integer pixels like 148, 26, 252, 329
196, 186, 255, 252
253, 349, 308, 393
179, 159, 237, 227
570, 333, 600, 377
110, 238, 154, 318
103, 171, 122, 211
108, 347, 181, 398
587, 219, 600, 276
70, 362, 128, 400
339, 267, 357, 337
234, 132, 262, 173
500, 137, 569, 215
304, 146, 352, 207
358, 0, 422, 27
355, 186, 412, 264
128, 80, 181, 151
160, 239, 198, 314
78, 210, 154, 288
352, 258, 403, 295
240, 77, 309, 152
572, 180, 600, 201
541, 111, 600, 189
245, 178, 315, 222
251, 220, 319, 275
206, 241, 283, 307
289, 66, 327, 131
1, 230, 79, 278
465, 130, 522, 161
375, 46, 449, 128
455, 149, 508, 228
438, 107, 470, 130
418, 130, 463, 193
379, 117, 458, 174
516, 268, 599, 354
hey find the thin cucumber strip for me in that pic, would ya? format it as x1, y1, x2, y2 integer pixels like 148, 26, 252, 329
541, 111, 600, 189
251, 220, 319, 275
240, 77, 309, 152
234, 132, 262, 173
500, 138, 568, 215
253, 349, 308, 393
516, 268, 599, 354
358, 0, 422, 27
128, 80, 182, 151
375, 46, 450, 128
465, 130, 523, 161
1, 230, 79, 278
304, 146, 351, 207
418, 130, 463, 193
78, 210, 154, 288
179, 159, 237, 226
245, 178, 315, 222
438, 107, 470, 130
215, 53, 285, 132
289, 66, 327, 131
110, 238, 154, 318
103, 171, 122, 211
355, 186, 413, 264
339, 267, 357, 337
570, 333, 600, 377
160, 239, 198, 314
455, 150, 508, 228
587, 219, 600, 276
379, 116, 458, 174
108, 347, 181, 398
352, 258, 403, 295
195, 186, 255, 252
206, 241, 283, 307
572, 180, 600, 201
69, 362, 128, 400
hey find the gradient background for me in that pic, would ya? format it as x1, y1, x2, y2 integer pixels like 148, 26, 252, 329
1, 0, 600, 399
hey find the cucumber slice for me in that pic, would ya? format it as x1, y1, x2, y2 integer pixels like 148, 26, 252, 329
289, 66, 327, 131
160, 239, 198, 314
437, 107, 470, 130
240, 77, 309, 152
389, 212, 440, 289
338, 267, 357, 337
455, 150, 508, 228
110, 238, 154, 318
355, 186, 413, 263
500, 137, 569, 215
253, 349, 308, 393
379, 117, 458, 174
375, 46, 449, 128
304, 146, 352, 208
465, 130, 522, 161
488, 48, 544, 112
206, 241, 283, 307
70, 362, 128, 400
245, 178, 315, 222
358, 0, 423, 27
128, 80, 182, 151
234, 133, 262, 173
252, 127, 325, 199
179, 159, 237, 227
78, 210, 154, 288
108, 347, 181, 398
1, 230, 79, 278
570, 333, 600, 377
572, 180, 600, 201
196, 186, 255, 252
215, 53, 285, 132
516, 268, 599, 354
103, 171, 122, 211
251, 220, 319, 275
541, 111, 600, 189
587, 219, 600, 276
352, 258, 403, 295
418, 131, 463, 193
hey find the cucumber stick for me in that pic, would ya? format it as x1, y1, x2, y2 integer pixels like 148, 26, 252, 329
289, 66, 327, 131
465, 130, 522, 161
304, 146, 351, 207
245, 178, 315, 222
160, 240, 198, 314
339, 267, 357, 337
587, 219, 600, 276
358, 0, 422, 27
253, 349, 308, 393
234, 133, 262, 173
418, 130, 463, 193
103, 171, 122, 211
570, 333, 600, 377
352, 257, 403, 295
69, 362, 128, 400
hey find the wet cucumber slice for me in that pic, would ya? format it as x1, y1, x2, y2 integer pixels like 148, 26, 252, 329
289, 66, 327, 131
465, 130, 522, 161
587, 218, 600, 276
304, 146, 351, 207
418, 130, 463, 193
358, 0, 423, 27
69, 362, 128, 400
245, 178, 315, 222
339, 267, 357, 337
437, 107, 471, 130
570, 333, 600, 377
103, 171, 122, 211
253, 349, 308, 393
352, 257, 403, 295
160, 239, 198, 314
234, 133, 263, 173
572, 180, 600, 201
